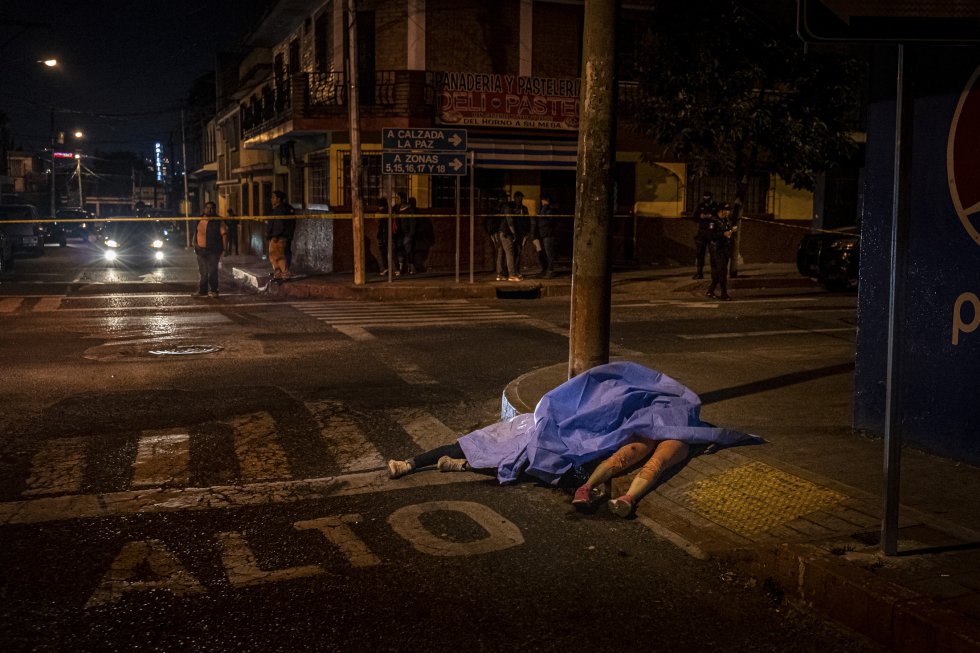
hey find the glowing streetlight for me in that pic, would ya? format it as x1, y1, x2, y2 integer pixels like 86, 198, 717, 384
73, 130, 83, 139
40, 59, 58, 67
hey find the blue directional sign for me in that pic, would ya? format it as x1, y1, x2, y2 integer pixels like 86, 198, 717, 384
382, 151, 467, 176
382, 127, 467, 152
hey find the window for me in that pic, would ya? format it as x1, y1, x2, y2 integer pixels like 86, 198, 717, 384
340, 152, 407, 208
309, 154, 330, 206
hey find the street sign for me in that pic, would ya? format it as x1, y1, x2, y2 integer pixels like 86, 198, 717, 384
382, 152, 467, 176
798, 0, 980, 43
382, 127, 467, 151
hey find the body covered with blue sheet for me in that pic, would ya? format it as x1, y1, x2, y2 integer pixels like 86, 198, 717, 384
458, 361, 758, 485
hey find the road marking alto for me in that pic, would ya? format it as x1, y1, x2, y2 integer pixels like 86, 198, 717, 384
83, 500, 520, 606
23, 437, 87, 496
32, 296, 64, 312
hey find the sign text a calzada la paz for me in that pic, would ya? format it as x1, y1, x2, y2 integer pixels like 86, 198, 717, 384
382, 127, 467, 152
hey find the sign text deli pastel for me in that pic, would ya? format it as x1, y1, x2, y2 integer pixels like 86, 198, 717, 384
435, 72, 580, 130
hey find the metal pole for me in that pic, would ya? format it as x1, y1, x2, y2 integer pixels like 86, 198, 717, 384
882, 44, 913, 556
76, 154, 83, 210
181, 108, 190, 247
386, 174, 393, 282
49, 110, 56, 218
455, 174, 461, 283
347, 0, 366, 285
469, 150, 475, 284
568, 0, 618, 378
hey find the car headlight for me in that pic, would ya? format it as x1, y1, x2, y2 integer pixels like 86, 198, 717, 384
830, 239, 857, 250
152, 239, 163, 248
154, 251, 164, 261
105, 250, 117, 261
106, 239, 120, 248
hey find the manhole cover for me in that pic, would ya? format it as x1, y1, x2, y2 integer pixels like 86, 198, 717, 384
148, 345, 223, 356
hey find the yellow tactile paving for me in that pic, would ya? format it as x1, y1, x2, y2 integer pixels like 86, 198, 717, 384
678, 461, 847, 537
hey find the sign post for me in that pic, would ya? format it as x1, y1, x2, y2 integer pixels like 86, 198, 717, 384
382, 127, 469, 281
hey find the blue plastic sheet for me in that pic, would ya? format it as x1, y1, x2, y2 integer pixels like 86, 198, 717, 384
459, 361, 759, 485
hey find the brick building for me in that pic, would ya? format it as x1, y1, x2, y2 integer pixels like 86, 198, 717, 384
195, 0, 819, 274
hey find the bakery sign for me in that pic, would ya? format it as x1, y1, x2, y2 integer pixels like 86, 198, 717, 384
434, 72, 580, 130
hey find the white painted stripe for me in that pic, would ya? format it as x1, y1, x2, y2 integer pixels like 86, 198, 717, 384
132, 432, 190, 488
0, 298, 24, 313
0, 468, 487, 525
333, 324, 375, 341
677, 327, 854, 340
393, 410, 457, 453
307, 400, 385, 473
32, 297, 63, 312
230, 412, 290, 482
23, 437, 87, 496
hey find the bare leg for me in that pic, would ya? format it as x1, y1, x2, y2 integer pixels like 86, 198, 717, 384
608, 440, 690, 517
572, 439, 654, 507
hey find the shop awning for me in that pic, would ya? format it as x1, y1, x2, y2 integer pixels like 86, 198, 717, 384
469, 136, 578, 170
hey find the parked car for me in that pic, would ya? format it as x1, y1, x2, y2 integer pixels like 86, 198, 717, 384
0, 204, 44, 257
51, 207, 96, 242
97, 220, 175, 266
796, 226, 860, 291
0, 230, 13, 273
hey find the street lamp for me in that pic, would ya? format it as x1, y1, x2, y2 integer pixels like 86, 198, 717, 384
40, 58, 58, 67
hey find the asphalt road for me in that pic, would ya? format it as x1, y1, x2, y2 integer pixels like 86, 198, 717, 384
0, 243, 881, 652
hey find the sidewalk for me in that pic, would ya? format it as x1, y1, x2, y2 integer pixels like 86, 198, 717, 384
227, 255, 980, 650
225, 255, 819, 300
504, 363, 980, 653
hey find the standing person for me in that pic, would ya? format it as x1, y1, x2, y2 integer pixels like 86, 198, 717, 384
692, 191, 716, 279
389, 193, 406, 276
191, 201, 228, 298
375, 197, 391, 275
397, 192, 417, 274
706, 203, 736, 301
496, 194, 520, 281
411, 198, 434, 273
534, 194, 558, 278
224, 208, 239, 256
511, 191, 531, 280
266, 190, 295, 282
486, 195, 507, 280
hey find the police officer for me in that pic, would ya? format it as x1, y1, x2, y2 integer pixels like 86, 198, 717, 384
706, 203, 736, 301
692, 191, 716, 279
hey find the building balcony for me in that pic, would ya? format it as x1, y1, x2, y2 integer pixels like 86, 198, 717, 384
241, 70, 437, 147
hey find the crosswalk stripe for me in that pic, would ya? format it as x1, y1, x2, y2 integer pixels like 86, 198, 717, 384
23, 437, 87, 496
33, 297, 63, 312
0, 298, 24, 313
132, 431, 190, 488
291, 300, 528, 328
230, 412, 291, 482
393, 410, 458, 453
307, 400, 385, 473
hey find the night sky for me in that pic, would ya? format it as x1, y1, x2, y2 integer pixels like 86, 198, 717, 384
1, 1, 272, 158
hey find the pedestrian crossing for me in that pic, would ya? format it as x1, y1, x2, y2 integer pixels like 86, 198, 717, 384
290, 299, 532, 328
13, 403, 459, 500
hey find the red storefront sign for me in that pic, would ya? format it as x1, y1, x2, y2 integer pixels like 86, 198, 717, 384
435, 72, 580, 131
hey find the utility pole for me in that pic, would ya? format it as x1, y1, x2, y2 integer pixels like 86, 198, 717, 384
75, 153, 83, 210
181, 108, 191, 247
568, 0, 618, 378
347, 0, 366, 285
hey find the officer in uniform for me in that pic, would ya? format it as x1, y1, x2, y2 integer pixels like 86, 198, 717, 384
692, 191, 717, 279
706, 203, 736, 301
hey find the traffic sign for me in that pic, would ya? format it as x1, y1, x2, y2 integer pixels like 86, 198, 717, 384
798, 0, 980, 43
382, 152, 467, 176
382, 127, 467, 151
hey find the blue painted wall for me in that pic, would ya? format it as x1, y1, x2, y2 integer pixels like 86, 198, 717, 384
854, 46, 980, 464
